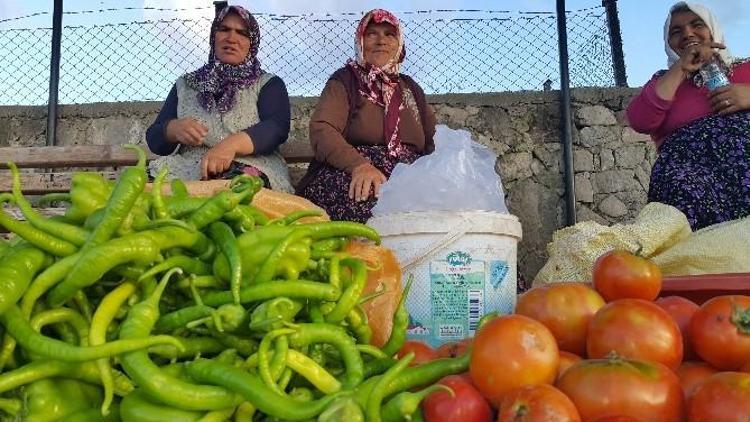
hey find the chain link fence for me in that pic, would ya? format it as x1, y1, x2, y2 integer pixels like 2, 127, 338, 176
0, 7, 618, 105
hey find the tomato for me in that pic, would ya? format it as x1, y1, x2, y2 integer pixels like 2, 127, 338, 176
655, 296, 700, 360
689, 295, 750, 370
586, 299, 683, 369
592, 250, 662, 302
435, 338, 472, 359
422, 375, 492, 422
470, 315, 559, 407
515, 283, 605, 356
556, 357, 685, 421
397, 340, 439, 366
496, 384, 581, 422
675, 361, 718, 399
556, 351, 583, 381
688, 372, 750, 420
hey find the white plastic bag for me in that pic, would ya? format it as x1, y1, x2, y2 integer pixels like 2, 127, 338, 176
372, 124, 508, 215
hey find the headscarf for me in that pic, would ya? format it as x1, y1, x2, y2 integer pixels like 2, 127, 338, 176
664, 2, 732, 68
184, 5, 263, 114
347, 9, 408, 158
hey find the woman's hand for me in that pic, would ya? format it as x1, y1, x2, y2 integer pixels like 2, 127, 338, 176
676, 42, 725, 74
349, 162, 386, 202
708, 84, 750, 115
165, 118, 208, 146
200, 132, 255, 180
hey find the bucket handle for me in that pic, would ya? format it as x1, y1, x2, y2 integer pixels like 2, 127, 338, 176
400, 221, 471, 271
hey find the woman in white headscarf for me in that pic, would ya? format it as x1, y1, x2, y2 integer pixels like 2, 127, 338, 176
626, 2, 750, 230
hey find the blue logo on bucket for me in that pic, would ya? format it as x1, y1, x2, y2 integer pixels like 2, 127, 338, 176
446, 251, 471, 267
489, 260, 508, 289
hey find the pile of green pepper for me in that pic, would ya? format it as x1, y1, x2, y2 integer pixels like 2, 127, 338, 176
0, 146, 469, 421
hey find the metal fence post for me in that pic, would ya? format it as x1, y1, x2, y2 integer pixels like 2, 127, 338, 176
46, 0, 63, 146
602, 0, 627, 87
557, 0, 576, 227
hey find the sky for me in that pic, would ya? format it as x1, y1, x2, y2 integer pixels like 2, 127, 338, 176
1, 0, 749, 101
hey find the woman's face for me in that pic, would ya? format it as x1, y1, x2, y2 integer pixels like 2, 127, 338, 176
668, 10, 713, 57
214, 13, 252, 65
362, 22, 399, 68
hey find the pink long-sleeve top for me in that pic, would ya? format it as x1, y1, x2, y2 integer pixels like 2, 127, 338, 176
626, 61, 750, 148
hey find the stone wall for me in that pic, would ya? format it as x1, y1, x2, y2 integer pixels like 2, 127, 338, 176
0, 87, 651, 282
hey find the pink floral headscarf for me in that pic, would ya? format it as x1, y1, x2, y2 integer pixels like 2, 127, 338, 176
347, 9, 408, 158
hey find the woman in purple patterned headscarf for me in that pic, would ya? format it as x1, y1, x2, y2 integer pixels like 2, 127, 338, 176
296, 9, 436, 223
146, 5, 294, 192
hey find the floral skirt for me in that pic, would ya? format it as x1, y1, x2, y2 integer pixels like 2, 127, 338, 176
648, 111, 750, 230
298, 145, 421, 223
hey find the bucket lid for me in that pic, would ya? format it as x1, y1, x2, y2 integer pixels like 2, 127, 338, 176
367, 210, 522, 240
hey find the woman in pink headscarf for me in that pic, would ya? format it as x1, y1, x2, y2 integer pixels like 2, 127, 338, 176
296, 9, 436, 223
627, 2, 750, 230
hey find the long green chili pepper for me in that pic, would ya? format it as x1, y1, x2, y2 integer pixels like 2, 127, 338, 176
29, 307, 90, 345
202, 280, 340, 307
0, 359, 133, 396
222, 206, 257, 232
170, 178, 190, 198
211, 332, 257, 357
36, 192, 71, 206
367, 352, 415, 422
72, 290, 94, 322
118, 269, 242, 411
165, 196, 209, 218
8, 162, 90, 246
234, 402, 256, 421
81, 144, 147, 251
65, 172, 113, 223
185, 359, 343, 421
90, 281, 137, 416
318, 397, 364, 422
268, 209, 324, 226
0, 206, 78, 256
363, 357, 398, 378
187, 176, 263, 230
0, 304, 183, 361
348, 305, 373, 345
258, 329, 294, 394
0, 397, 21, 416
46, 233, 161, 307
326, 257, 367, 324
208, 221, 242, 304
198, 407, 236, 422
285, 349, 341, 394
20, 251, 80, 318
139, 255, 212, 281
155, 305, 215, 334
0, 244, 48, 315
151, 166, 170, 220
287, 323, 364, 390
148, 337, 225, 359
380, 275, 414, 357
353, 353, 471, 408
381, 384, 453, 422
253, 228, 313, 284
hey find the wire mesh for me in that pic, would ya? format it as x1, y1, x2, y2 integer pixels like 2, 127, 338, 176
0, 7, 617, 105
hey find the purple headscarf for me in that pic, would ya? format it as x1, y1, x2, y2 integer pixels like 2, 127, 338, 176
184, 5, 263, 114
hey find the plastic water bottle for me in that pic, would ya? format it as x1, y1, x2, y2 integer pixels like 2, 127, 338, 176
700, 59, 730, 91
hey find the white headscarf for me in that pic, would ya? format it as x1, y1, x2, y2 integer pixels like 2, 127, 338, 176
664, 2, 732, 67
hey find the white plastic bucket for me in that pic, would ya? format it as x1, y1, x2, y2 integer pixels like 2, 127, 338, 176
367, 211, 522, 348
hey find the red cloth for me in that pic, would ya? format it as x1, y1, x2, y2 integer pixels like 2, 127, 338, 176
626, 61, 750, 148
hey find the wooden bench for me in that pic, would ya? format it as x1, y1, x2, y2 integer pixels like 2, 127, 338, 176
0, 140, 314, 194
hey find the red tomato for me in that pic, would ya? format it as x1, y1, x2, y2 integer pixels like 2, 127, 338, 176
556, 351, 583, 381
435, 338, 472, 359
422, 375, 492, 422
592, 250, 662, 302
515, 283, 605, 356
556, 357, 685, 421
688, 372, 750, 420
586, 299, 683, 369
397, 340, 439, 366
675, 361, 718, 399
496, 384, 581, 422
689, 295, 750, 370
655, 296, 700, 360
470, 315, 559, 407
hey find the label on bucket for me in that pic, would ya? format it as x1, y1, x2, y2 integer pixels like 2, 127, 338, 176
405, 249, 515, 347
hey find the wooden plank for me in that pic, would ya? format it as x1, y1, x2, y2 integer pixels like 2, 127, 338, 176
279, 140, 313, 163
0, 145, 157, 169
0, 171, 121, 194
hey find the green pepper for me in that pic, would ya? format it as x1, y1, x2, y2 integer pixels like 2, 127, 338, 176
119, 389, 204, 422
23, 378, 103, 422
248, 297, 303, 333
318, 397, 364, 422
65, 172, 113, 223
380, 384, 452, 422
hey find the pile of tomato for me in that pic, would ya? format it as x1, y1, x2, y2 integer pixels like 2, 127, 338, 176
405, 250, 750, 421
